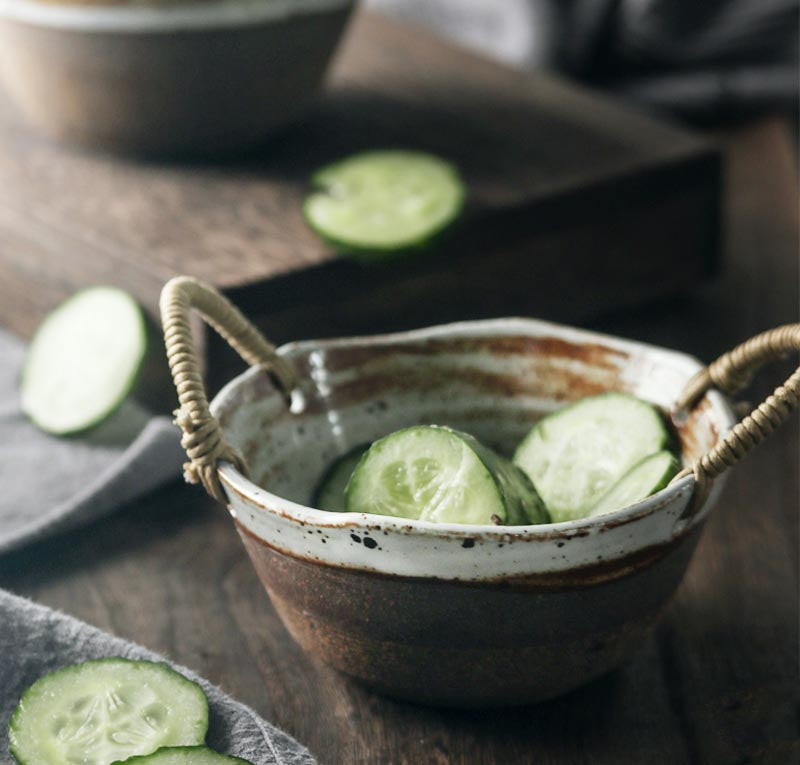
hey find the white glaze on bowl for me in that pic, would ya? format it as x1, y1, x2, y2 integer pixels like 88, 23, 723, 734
0, 0, 353, 32
211, 318, 736, 582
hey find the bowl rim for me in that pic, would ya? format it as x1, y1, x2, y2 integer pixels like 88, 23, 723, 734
0, 0, 353, 32
211, 317, 737, 540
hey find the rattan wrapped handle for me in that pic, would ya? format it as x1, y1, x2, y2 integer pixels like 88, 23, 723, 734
160, 276, 297, 503
671, 323, 800, 513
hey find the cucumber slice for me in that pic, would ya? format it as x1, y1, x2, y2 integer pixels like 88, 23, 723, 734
313, 445, 369, 512
588, 450, 679, 518
8, 658, 208, 765
304, 150, 465, 255
345, 426, 549, 525
113, 747, 252, 765
513, 393, 670, 523
20, 287, 148, 435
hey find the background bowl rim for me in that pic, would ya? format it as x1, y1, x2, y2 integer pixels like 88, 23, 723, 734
0, 0, 354, 32
211, 317, 737, 540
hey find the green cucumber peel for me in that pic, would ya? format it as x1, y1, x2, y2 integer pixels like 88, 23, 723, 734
19, 286, 171, 436
8, 658, 208, 765
587, 450, 679, 518
313, 444, 370, 512
514, 392, 671, 523
304, 150, 465, 258
345, 425, 548, 525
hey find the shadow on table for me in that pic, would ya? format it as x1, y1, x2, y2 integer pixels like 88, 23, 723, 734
441, 668, 625, 731
0, 477, 206, 590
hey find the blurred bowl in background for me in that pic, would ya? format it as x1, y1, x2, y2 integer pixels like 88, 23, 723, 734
0, 0, 354, 154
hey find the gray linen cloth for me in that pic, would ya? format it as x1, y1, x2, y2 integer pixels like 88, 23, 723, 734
0, 588, 316, 764
367, 0, 798, 118
0, 328, 184, 555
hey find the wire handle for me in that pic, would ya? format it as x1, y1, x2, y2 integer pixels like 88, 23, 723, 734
671, 323, 800, 514
160, 276, 297, 502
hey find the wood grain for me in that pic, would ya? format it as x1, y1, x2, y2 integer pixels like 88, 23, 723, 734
0, 11, 719, 348
0, 117, 796, 764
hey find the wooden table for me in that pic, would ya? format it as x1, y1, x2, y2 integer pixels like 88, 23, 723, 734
0, 116, 796, 764
0, 11, 720, 351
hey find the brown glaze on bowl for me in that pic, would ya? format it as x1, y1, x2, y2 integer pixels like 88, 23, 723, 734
210, 319, 735, 707
0, 0, 354, 153
240, 526, 702, 707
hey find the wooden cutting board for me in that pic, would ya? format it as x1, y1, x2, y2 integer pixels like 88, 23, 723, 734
0, 10, 720, 369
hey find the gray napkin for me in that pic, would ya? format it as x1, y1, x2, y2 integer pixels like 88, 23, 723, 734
0, 328, 185, 555
0, 588, 316, 765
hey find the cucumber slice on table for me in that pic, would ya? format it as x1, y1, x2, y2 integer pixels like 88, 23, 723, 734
513, 393, 670, 523
304, 150, 465, 255
588, 450, 679, 518
345, 425, 549, 525
113, 747, 252, 765
20, 287, 148, 435
8, 658, 208, 765
313, 445, 369, 512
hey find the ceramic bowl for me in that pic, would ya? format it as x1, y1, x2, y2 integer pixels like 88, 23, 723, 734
0, 0, 354, 153
210, 318, 735, 707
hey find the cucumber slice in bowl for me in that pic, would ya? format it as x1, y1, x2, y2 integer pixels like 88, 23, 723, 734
304, 150, 465, 256
8, 658, 208, 765
513, 393, 670, 523
313, 445, 369, 512
20, 287, 148, 435
345, 426, 549, 525
588, 450, 679, 518
113, 747, 252, 765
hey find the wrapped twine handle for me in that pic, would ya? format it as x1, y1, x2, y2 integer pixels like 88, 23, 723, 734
160, 276, 298, 503
671, 323, 800, 516
159, 274, 799, 512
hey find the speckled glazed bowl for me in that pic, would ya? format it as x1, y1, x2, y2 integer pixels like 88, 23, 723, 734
0, 0, 354, 153
210, 319, 735, 707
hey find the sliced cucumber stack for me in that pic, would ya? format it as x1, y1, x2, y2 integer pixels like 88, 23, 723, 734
588, 450, 678, 518
313, 394, 679, 526
513, 393, 671, 523
313, 445, 369, 512
8, 658, 208, 765
304, 150, 465, 256
113, 747, 252, 765
345, 426, 548, 525
20, 287, 149, 435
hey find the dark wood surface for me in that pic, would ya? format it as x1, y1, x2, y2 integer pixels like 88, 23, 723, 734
0, 116, 796, 764
0, 11, 718, 349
